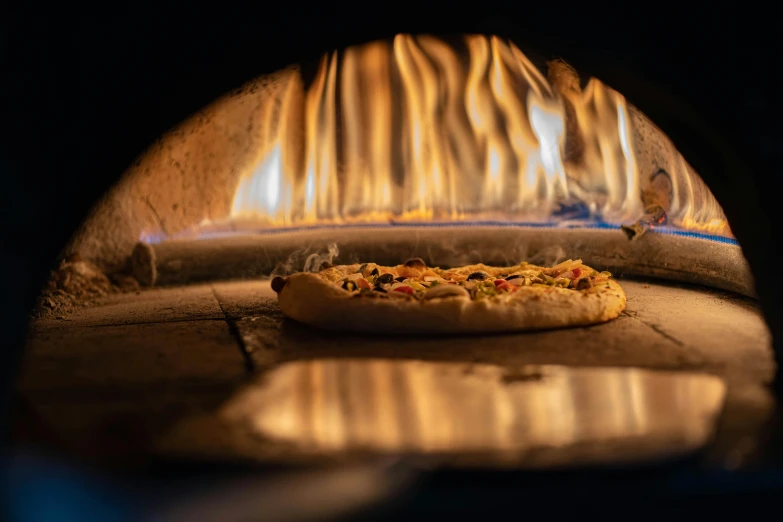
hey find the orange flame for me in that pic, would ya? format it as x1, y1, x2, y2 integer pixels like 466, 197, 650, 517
229, 34, 730, 237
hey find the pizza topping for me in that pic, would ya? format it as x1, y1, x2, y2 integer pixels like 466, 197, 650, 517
403, 257, 427, 269
423, 284, 470, 300
388, 286, 416, 298
474, 282, 498, 299
423, 276, 446, 283
375, 273, 395, 285
575, 278, 593, 290
549, 259, 584, 276
354, 288, 389, 298
328, 260, 615, 299
407, 281, 427, 291
271, 276, 287, 293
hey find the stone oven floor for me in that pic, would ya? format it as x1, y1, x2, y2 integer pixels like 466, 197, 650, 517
15, 278, 776, 471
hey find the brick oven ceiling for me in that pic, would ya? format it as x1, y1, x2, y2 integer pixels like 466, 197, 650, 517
1, 4, 781, 425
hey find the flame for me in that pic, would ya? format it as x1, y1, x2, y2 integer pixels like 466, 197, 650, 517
229, 34, 731, 237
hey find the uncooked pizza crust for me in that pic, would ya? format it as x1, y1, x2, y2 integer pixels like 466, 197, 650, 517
273, 259, 626, 335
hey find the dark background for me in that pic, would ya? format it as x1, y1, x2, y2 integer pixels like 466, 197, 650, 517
1, 0, 780, 463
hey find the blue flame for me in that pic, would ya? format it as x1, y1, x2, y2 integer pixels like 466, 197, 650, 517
139, 231, 169, 244
142, 221, 738, 246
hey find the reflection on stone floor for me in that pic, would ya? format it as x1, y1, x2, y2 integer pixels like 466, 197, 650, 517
222, 359, 725, 465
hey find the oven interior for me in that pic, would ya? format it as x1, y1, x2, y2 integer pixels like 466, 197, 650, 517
9, 27, 782, 521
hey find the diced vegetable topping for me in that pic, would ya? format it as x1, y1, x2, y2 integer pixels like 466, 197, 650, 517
335, 260, 611, 299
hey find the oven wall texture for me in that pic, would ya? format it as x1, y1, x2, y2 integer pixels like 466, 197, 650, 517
67, 68, 301, 271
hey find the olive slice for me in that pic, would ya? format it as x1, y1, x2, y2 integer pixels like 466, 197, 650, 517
575, 278, 593, 290
467, 271, 490, 281
271, 276, 286, 293
403, 257, 427, 269
375, 273, 395, 285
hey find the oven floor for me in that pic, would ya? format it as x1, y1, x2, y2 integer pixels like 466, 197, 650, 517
16, 278, 775, 471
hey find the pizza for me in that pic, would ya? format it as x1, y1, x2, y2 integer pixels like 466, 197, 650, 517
271, 258, 625, 334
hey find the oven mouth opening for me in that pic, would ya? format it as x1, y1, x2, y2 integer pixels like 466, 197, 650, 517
17, 31, 776, 479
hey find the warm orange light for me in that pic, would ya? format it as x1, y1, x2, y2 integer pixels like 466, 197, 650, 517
228, 34, 731, 237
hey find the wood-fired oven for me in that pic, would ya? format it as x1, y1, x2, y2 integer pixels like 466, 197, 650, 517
3, 6, 781, 521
